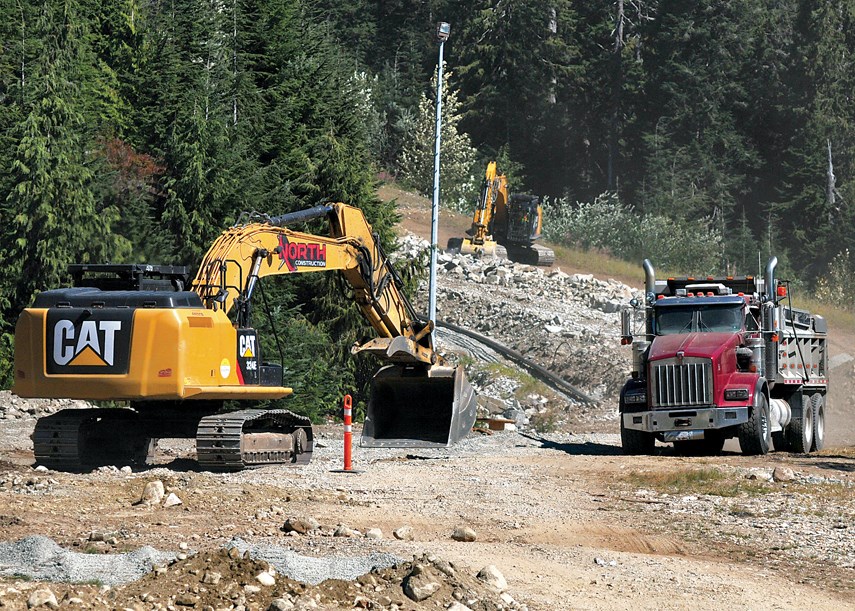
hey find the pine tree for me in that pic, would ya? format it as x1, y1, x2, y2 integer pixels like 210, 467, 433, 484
0, 0, 129, 317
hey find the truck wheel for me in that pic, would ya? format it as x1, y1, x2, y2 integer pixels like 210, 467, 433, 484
810, 393, 825, 452
785, 395, 814, 453
620, 419, 655, 455
737, 393, 771, 456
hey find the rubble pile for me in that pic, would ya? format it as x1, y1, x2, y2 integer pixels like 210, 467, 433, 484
0, 392, 87, 421
396, 234, 639, 433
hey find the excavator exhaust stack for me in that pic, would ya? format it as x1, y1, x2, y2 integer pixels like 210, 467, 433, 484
361, 364, 477, 448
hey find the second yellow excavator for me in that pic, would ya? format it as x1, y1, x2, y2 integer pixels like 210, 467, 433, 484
13, 203, 476, 471
447, 162, 555, 266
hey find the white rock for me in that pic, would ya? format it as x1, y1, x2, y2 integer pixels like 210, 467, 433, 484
476, 565, 508, 591
256, 571, 276, 587
163, 492, 183, 507
138, 480, 165, 506
364, 528, 383, 539
393, 526, 414, 541
27, 588, 58, 609
451, 526, 477, 542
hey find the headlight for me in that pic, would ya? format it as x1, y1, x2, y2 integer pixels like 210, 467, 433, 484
624, 392, 647, 404
724, 388, 749, 401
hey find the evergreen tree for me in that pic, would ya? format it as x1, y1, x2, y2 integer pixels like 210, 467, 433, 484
0, 0, 129, 318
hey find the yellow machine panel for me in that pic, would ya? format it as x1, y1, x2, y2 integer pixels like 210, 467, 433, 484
14, 307, 292, 401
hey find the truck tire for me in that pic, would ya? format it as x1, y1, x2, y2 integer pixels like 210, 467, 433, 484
738, 393, 771, 455
785, 395, 814, 453
810, 393, 825, 452
771, 430, 790, 452
620, 418, 655, 455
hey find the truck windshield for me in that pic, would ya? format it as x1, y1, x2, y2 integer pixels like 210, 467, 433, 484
655, 304, 743, 335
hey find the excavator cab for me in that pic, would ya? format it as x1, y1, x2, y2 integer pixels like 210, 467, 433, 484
361, 364, 476, 448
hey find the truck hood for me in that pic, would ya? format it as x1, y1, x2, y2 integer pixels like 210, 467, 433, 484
648, 332, 740, 362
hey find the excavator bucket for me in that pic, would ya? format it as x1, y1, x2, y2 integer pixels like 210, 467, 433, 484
459, 238, 498, 257
361, 364, 477, 448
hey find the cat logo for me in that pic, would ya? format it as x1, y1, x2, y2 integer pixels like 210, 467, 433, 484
53, 320, 122, 366
47, 310, 133, 374
239, 334, 256, 358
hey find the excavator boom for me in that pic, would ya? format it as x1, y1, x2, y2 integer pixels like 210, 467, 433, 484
191, 203, 476, 448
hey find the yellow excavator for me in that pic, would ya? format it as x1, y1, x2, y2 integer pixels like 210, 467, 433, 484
447, 162, 555, 266
13, 203, 476, 471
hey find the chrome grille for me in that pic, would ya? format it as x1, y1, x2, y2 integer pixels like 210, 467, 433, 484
651, 358, 713, 408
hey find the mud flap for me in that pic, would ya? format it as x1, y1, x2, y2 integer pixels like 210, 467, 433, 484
361, 364, 477, 448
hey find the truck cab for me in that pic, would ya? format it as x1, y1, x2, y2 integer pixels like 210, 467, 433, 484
619, 258, 827, 456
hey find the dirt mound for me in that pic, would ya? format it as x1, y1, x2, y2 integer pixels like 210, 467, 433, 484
6, 547, 512, 610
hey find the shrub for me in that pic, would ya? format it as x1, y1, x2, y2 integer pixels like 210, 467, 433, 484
543, 192, 723, 274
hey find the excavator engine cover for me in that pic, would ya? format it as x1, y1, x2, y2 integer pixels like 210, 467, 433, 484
361, 364, 476, 448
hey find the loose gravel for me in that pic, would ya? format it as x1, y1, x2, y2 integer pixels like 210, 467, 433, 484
226, 537, 401, 585
0, 535, 174, 585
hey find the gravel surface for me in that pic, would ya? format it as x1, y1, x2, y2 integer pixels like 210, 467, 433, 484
0, 535, 174, 585
226, 537, 401, 585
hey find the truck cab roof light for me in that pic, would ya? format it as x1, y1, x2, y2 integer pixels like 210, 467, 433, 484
707, 291, 714, 296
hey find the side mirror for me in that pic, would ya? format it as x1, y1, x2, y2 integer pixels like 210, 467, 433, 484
620, 309, 633, 345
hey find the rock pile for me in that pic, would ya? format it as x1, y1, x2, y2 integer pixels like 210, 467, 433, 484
0, 391, 88, 421
396, 233, 638, 433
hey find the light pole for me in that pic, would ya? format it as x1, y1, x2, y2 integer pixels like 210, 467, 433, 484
428, 21, 450, 341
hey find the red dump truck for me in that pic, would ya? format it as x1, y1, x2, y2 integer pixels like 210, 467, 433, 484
619, 257, 827, 456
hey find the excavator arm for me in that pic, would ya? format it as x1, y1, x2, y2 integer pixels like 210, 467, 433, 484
191, 202, 476, 448
191, 203, 438, 366
468, 162, 504, 246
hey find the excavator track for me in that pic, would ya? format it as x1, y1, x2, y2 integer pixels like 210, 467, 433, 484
504, 243, 555, 266
32, 408, 150, 472
196, 409, 313, 471
529, 244, 555, 266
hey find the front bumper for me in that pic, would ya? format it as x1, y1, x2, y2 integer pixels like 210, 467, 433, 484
622, 407, 749, 437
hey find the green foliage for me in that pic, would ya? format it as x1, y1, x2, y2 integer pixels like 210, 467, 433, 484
0, 0, 130, 316
816, 250, 855, 311
624, 467, 773, 498
398, 67, 478, 211
544, 192, 723, 274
